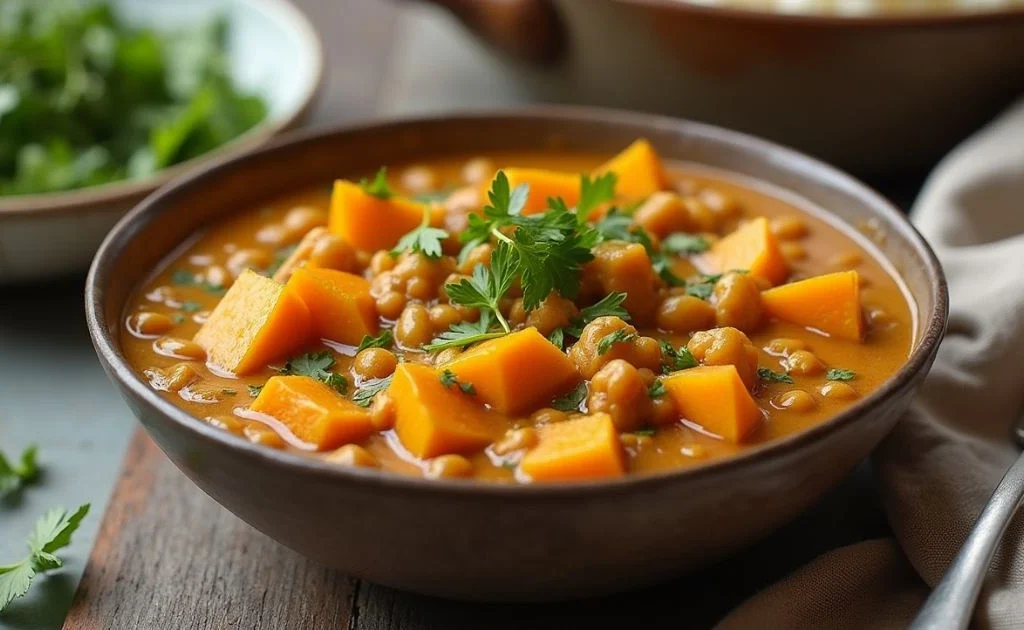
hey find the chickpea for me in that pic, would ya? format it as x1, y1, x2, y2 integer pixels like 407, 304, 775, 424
427, 304, 461, 332
328, 444, 378, 468
773, 389, 818, 412
354, 348, 398, 380
764, 338, 807, 357
375, 291, 407, 320
406, 275, 435, 301
830, 251, 863, 270
309, 234, 356, 272
355, 250, 373, 270
683, 197, 718, 233
462, 157, 495, 185
866, 306, 892, 328
530, 408, 569, 425
244, 423, 286, 449
432, 347, 462, 366
204, 265, 231, 290
588, 359, 650, 432
395, 303, 433, 348
783, 350, 824, 376
425, 454, 474, 479
272, 227, 327, 283
256, 224, 288, 246
283, 206, 327, 238
508, 298, 527, 327
492, 428, 539, 455
128, 311, 175, 337
779, 242, 807, 263
205, 414, 246, 435
444, 186, 481, 214
453, 304, 480, 323
370, 270, 402, 297
637, 368, 657, 387
711, 272, 763, 333
227, 249, 273, 278
370, 392, 396, 431
820, 381, 858, 400
154, 336, 206, 361
656, 294, 715, 334
457, 243, 494, 275
400, 165, 437, 193
770, 216, 809, 240
585, 242, 660, 327
633, 192, 694, 238
525, 294, 579, 336
165, 363, 200, 392
681, 444, 707, 458
698, 188, 740, 221
568, 316, 661, 379
687, 327, 759, 389
650, 396, 679, 426
370, 250, 396, 274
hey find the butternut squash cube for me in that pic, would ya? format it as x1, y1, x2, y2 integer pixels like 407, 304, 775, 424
761, 271, 864, 342
194, 269, 311, 375
250, 375, 373, 450
521, 413, 625, 482
285, 267, 378, 345
391, 363, 507, 459
663, 364, 763, 443
443, 327, 578, 415
702, 216, 789, 286
498, 168, 580, 215
328, 180, 425, 252
595, 139, 666, 199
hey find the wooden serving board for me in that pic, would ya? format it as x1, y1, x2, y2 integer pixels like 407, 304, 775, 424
62, 429, 888, 629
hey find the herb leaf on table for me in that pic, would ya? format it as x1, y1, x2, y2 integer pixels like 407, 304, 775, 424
0, 446, 39, 497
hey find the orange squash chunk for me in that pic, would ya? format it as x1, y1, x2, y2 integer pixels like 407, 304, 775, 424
498, 168, 580, 215
250, 375, 373, 450
285, 267, 377, 345
761, 271, 864, 342
391, 363, 507, 459
595, 139, 666, 199
521, 413, 625, 482
328, 180, 425, 252
702, 216, 788, 286
194, 269, 311, 375
663, 365, 762, 443
443, 327, 578, 415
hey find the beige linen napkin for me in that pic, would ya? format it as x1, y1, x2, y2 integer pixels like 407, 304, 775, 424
720, 100, 1024, 629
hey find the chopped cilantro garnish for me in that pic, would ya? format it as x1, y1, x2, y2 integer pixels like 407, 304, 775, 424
247, 384, 264, 397
357, 330, 394, 352
548, 327, 565, 350
280, 351, 348, 394
221, 388, 237, 396
659, 340, 698, 373
758, 367, 794, 384
648, 379, 666, 399
551, 382, 587, 412
172, 314, 186, 325
181, 300, 202, 313
826, 368, 856, 382
170, 269, 225, 295
685, 274, 722, 300
633, 428, 656, 437
662, 232, 710, 255
597, 329, 636, 355
352, 375, 393, 407
0, 445, 39, 497
439, 369, 476, 395
360, 167, 393, 200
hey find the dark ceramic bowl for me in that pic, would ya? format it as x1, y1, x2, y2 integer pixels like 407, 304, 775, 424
86, 108, 947, 602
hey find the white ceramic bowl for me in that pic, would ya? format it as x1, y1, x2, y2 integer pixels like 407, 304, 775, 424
0, 0, 323, 283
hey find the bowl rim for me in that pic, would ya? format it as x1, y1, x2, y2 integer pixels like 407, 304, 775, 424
617, 0, 1024, 27
85, 105, 949, 499
0, 0, 325, 219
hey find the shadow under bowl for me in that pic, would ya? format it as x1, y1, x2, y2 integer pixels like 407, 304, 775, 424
85, 107, 947, 602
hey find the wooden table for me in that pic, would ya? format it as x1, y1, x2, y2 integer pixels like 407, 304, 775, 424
51, 1, 915, 627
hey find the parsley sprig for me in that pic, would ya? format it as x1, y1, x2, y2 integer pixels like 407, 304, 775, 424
445, 243, 519, 334
826, 368, 856, 382
440, 370, 476, 395
424, 311, 505, 353
551, 382, 587, 412
550, 292, 631, 349
357, 330, 394, 352
0, 504, 90, 613
597, 329, 636, 355
352, 375, 392, 407
659, 340, 698, 373
280, 351, 348, 394
0, 446, 39, 497
391, 207, 449, 259
360, 167, 393, 200
758, 367, 794, 384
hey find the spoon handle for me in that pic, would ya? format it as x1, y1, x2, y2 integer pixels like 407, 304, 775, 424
910, 452, 1024, 630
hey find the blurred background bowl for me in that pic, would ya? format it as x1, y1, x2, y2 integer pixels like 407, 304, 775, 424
421, 0, 1024, 176
0, 0, 323, 283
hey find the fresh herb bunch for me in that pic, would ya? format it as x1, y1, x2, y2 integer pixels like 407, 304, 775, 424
0, 1, 267, 196
0, 504, 90, 613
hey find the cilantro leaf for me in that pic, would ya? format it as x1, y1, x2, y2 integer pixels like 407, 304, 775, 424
551, 382, 587, 412
181, 300, 202, 313
280, 351, 348, 394
439, 369, 475, 395
391, 207, 449, 259
597, 329, 636, 355
576, 172, 617, 219
565, 292, 630, 337
758, 367, 794, 384
247, 384, 264, 397
0, 504, 90, 613
444, 242, 518, 333
548, 327, 565, 350
685, 274, 722, 300
826, 368, 856, 382
360, 167, 393, 200
0, 446, 39, 497
424, 311, 504, 352
662, 233, 710, 255
648, 379, 666, 399
170, 269, 225, 295
352, 375, 393, 407
357, 330, 394, 352
659, 340, 698, 373
632, 428, 656, 437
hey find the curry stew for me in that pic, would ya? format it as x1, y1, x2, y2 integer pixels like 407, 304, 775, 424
121, 141, 913, 483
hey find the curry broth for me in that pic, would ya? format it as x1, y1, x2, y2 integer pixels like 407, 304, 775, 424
121, 151, 913, 482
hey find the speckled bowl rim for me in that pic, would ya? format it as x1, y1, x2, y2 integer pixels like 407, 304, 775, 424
85, 106, 949, 500
0, 0, 324, 218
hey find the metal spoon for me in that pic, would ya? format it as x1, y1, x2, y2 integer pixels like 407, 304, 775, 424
909, 418, 1024, 629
